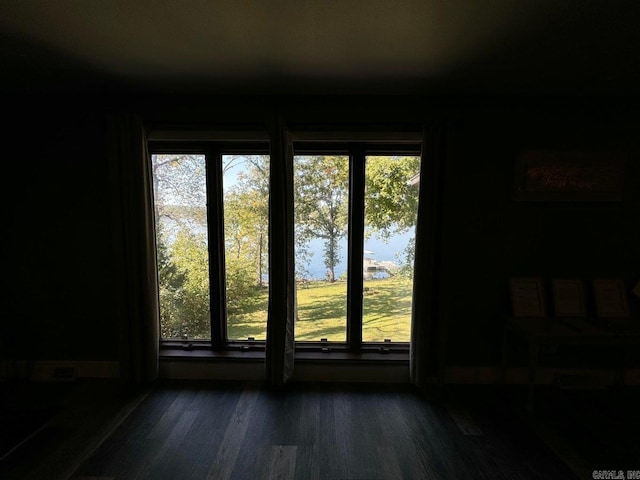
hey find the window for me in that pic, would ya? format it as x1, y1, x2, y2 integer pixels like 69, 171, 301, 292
150, 142, 270, 348
294, 154, 349, 342
362, 155, 420, 343
152, 153, 210, 340
222, 154, 269, 341
150, 136, 421, 354
293, 142, 421, 350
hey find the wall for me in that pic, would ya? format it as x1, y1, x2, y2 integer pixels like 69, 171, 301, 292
440, 101, 640, 366
1, 95, 638, 377
2, 97, 119, 362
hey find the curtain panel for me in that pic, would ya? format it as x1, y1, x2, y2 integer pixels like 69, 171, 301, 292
108, 113, 160, 384
266, 115, 296, 385
410, 123, 446, 389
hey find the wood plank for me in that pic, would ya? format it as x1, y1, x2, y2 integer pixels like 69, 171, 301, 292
444, 403, 484, 436
136, 410, 199, 479
21, 380, 599, 480
376, 445, 403, 480
78, 387, 182, 479
206, 383, 260, 480
146, 388, 198, 440
73, 477, 115, 480
182, 387, 243, 480
293, 389, 320, 480
267, 445, 296, 480
376, 391, 440, 479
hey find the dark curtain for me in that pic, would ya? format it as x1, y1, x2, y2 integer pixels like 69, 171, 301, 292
266, 115, 296, 385
410, 123, 446, 389
108, 113, 159, 384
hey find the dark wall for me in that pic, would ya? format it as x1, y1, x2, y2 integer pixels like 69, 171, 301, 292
2, 95, 638, 371
440, 101, 640, 365
2, 98, 118, 360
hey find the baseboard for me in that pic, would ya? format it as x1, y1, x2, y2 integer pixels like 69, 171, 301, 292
443, 366, 640, 385
159, 360, 265, 380
292, 362, 410, 383
32, 361, 120, 381
0, 360, 29, 379
159, 359, 411, 382
0, 361, 120, 381
10, 360, 632, 385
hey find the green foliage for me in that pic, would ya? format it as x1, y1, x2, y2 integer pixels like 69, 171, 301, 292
157, 235, 186, 338
294, 155, 349, 282
396, 236, 416, 278
158, 229, 210, 339
153, 152, 420, 339
365, 156, 421, 238
225, 254, 256, 317
225, 155, 269, 286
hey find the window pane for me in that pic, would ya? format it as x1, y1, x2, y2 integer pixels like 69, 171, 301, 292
294, 155, 349, 342
152, 154, 211, 340
362, 156, 420, 342
223, 155, 269, 341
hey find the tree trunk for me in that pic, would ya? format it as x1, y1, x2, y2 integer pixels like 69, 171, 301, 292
328, 237, 335, 282
258, 231, 263, 286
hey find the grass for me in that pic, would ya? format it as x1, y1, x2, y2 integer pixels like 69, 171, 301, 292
227, 276, 412, 342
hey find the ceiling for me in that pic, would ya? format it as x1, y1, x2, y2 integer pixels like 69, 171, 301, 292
1, 0, 639, 95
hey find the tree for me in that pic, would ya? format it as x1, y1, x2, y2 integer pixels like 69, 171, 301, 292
152, 154, 207, 231
294, 155, 349, 282
152, 154, 209, 338
364, 156, 421, 238
365, 156, 421, 274
293, 155, 420, 282
156, 229, 186, 337
223, 155, 269, 287
160, 229, 210, 339
224, 189, 268, 286
152, 154, 271, 337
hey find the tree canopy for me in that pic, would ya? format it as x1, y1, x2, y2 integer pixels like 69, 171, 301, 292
294, 155, 349, 282
152, 152, 420, 338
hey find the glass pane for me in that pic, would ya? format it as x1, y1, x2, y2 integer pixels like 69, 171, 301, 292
294, 155, 349, 342
362, 155, 420, 342
223, 155, 269, 341
152, 154, 211, 340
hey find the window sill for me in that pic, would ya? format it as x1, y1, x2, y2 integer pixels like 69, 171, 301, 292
295, 350, 408, 364
159, 348, 265, 361
159, 348, 408, 364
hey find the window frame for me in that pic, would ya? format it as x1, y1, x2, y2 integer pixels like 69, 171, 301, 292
149, 140, 270, 352
292, 141, 421, 354
150, 134, 422, 357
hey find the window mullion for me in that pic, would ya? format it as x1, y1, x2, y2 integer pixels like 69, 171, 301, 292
206, 147, 228, 348
347, 148, 366, 350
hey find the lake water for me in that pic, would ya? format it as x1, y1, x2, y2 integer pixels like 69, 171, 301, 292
161, 215, 414, 281
299, 230, 414, 280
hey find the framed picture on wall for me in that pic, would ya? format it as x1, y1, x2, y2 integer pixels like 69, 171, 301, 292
552, 279, 587, 317
514, 150, 626, 202
510, 277, 547, 317
592, 278, 630, 318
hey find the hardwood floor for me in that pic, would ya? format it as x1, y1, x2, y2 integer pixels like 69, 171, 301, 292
58, 381, 577, 480
9, 378, 637, 479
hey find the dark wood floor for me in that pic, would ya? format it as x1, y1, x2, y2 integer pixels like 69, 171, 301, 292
3, 379, 637, 479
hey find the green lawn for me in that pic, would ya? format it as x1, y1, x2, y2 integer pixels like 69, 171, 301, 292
227, 277, 412, 342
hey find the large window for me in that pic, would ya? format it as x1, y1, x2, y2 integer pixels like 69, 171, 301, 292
150, 144, 270, 346
150, 138, 421, 352
293, 143, 421, 348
